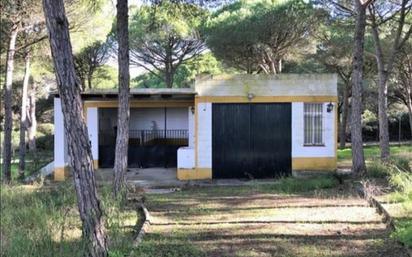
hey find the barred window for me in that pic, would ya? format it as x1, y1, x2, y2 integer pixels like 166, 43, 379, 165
304, 103, 324, 146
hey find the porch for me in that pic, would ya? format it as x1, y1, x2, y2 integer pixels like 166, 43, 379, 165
53, 88, 196, 181
97, 105, 194, 169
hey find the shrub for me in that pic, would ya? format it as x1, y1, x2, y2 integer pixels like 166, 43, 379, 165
392, 220, 412, 247
391, 156, 411, 172
37, 123, 54, 136
36, 134, 54, 151
389, 171, 412, 200
367, 160, 389, 178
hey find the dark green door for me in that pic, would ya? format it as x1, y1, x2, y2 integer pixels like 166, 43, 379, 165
212, 103, 291, 179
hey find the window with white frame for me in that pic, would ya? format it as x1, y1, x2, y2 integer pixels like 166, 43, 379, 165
304, 103, 324, 146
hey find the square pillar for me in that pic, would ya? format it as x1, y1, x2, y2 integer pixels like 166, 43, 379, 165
86, 107, 99, 169
54, 97, 69, 181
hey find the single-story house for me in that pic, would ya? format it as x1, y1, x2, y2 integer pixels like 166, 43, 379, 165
54, 74, 338, 181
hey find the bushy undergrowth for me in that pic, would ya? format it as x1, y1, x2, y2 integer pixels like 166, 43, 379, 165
0, 183, 138, 257
375, 157, 412, 247
366, 156, 411, 179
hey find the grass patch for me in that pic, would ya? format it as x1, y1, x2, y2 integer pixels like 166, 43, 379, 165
141, 177, 402, 257
0, 183, 140, 257
272, 176, 339, 193
132, 232, 207, 257
338, 145, 412, 161
146, 175, 339, 209
2, 150, 53, 180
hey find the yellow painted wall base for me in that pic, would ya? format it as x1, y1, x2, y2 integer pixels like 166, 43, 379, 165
93, 160, 99, 170
54, 166, 70, 181
292, 157, 337, 171
177, 168, 212, 180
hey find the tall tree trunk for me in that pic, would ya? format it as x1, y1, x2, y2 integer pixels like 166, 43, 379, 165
18, 49, 31, 178
27, 85, 37, 152
339, 81, 350, 149
2, 24, 18, 182
370, 26, 390, 160
164, 69, 174, 88
377, 72, 390, 159
164, 42, 174, 88
113, 0, 130, 196
350, 0, 368, 175
407, 85, 412, 138
369, 0, 412, 160
42, 0, 108, 256
87, 70, 92, 90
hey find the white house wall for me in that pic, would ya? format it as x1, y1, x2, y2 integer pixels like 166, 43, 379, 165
193, 101, 336, 171
54, 98, 68, 168
291, 102, 336, 158
196, 102, 212, 168
177, 147, 195, 169
87, 107, 99, 161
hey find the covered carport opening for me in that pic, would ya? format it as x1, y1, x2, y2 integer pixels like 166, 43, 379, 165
81, 89, 195, 169
212, 103, 292, 179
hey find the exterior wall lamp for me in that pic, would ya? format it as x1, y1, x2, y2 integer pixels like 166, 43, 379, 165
327, 102, 334, 113
190, 106, 195, 114
247, 93, 255, 101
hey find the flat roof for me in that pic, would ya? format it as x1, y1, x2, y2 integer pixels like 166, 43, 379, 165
53, 88, 196, 100
82, 88, 196, 96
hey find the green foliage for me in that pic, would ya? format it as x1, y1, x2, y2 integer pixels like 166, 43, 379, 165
373, 158, 412, 247
92, 65, 118, 89
129, 1, 207, 87
36, 134, 54, 151
37, 123, 54, 135
392, 220, 412, 247
204, 0, 320, 73
132, 53, 225, 88
362, 110, 378, 131
69, 1, 114, 53
389, 171, 412, 196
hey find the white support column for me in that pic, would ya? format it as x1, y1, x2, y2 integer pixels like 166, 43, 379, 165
196, 102, 212, 168
188, 106, 195, 148
54, 97, 68, 181
86, 107, 99, 169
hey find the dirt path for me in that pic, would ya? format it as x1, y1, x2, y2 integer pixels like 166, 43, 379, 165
139, 186, 408, 257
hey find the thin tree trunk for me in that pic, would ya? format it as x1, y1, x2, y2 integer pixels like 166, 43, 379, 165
370, 25, 390, 160
339, 81, 350, 149
27, 86, 37, 152
350, 0, 368, 175
113, 0, 130, 196
42, 0, 108, 256
2, 24, 18, 182
18, 49, 31, 178
407, 85, 412, 138
87, 71, 92, 90
377, 72, 390, 159
164, 43, 174, 88
165, 69, 174, 88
